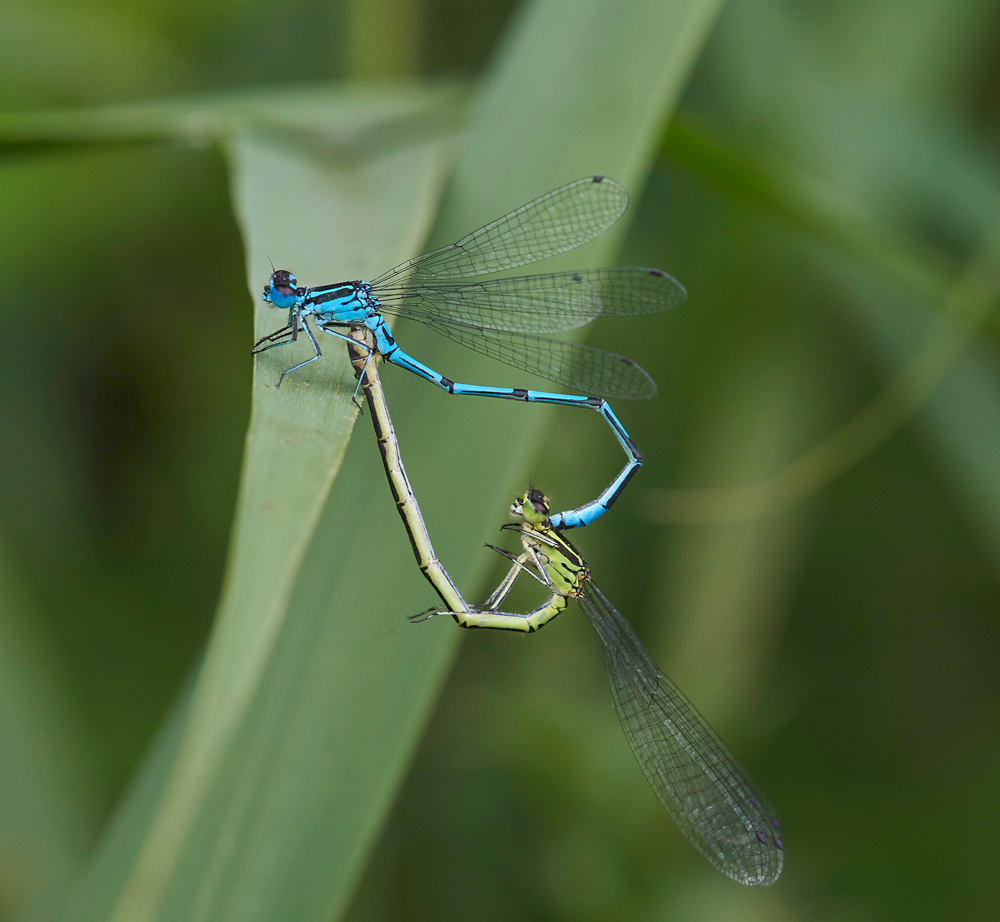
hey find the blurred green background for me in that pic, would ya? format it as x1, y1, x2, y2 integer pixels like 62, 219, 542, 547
2, 0, 1000, 920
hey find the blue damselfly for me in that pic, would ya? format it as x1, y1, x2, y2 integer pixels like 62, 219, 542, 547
254, 177, 685, 530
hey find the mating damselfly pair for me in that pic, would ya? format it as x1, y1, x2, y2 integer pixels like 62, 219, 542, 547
254, 177, 784, 886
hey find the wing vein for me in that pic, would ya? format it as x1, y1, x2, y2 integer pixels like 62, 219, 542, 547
579, 584, 783, 885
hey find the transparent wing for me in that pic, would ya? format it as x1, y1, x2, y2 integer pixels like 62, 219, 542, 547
421, 320, 657, 400
374, 267, 686, 335
370, 176, 629, 285
579, 583, 784, 886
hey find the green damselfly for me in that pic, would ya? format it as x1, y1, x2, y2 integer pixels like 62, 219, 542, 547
345, 327, 467, 612
415, 487, 784, 886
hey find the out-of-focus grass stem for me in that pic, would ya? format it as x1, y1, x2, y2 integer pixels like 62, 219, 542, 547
648, 217, 1000, 523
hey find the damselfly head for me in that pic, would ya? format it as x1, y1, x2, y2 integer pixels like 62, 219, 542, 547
511, 487, 549, 525
263, 269, 300, 309
526, 487, 549, 517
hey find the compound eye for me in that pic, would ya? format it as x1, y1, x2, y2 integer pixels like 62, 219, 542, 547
269, 270, 298, 294
526, 487, 549, 516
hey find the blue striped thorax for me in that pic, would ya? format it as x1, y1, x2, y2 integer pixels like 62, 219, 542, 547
263, 270, 380, 325
304, 280, 377, 323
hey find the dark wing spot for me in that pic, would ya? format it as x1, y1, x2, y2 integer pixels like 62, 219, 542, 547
774, 836, 784, 850
649, 268, 665, 277
593, 175, 604, 182
572, 274, 582, 281
755, 831, 767, 845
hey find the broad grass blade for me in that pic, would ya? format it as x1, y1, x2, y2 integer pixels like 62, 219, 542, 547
0, 534, 98, 922
61, 92, 454, 922
61, 0, 727, 917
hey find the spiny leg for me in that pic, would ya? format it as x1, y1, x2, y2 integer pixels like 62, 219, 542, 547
481, 551, 533, 610
351, 351, 374, 407
252, 318, 297, 354
415, 541, 568, 632
276, 316, 325, 386
318, 323, 375, 408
